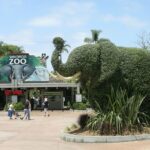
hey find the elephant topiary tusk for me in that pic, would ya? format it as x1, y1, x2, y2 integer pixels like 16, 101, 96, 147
50, 71, 81, 81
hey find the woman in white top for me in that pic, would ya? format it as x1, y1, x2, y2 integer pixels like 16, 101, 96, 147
8, 103, 14, 119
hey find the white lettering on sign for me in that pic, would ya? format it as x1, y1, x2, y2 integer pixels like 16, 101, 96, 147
9, 58, 27, 65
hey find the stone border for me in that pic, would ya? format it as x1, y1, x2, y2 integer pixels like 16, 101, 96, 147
61, 132, 150, 143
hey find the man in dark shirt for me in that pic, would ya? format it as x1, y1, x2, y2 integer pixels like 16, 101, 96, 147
23, 99, 31, 120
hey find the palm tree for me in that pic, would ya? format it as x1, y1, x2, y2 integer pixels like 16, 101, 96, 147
91, 29, 102, 43
84, 29, 102, 44
53, 37, 70, 60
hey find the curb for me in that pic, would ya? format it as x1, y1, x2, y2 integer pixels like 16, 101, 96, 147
60, 132, 150, 143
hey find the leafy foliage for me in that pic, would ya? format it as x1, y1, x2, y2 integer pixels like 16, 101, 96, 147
87, 88, 149, 135
84, 29, 102, 44
4, 102, 24, 111
119, 47, 150, 94
0, 56, 9, 67
72, 102, 87, 110
13, 102, 24, 110
51, 37, 120, 90
51, 37, 150, 117
0, 41, 24, 57
28, 55, 41, 67
88, 47, 150, 116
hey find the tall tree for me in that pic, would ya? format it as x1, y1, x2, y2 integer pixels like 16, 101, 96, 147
91, 29, 102, 43
137, 31, 150, 50
0, 41, 24, 57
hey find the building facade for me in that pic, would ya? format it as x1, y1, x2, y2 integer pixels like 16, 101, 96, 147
0, 53, 80, 110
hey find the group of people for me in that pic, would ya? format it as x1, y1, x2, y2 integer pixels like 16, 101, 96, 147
7, 96, 49, 120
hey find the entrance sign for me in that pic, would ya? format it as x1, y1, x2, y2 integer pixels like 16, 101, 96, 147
9, 55, 27, 65
9, 58, 27, 65
4, 90, 24, 96
0, 53, 49, 82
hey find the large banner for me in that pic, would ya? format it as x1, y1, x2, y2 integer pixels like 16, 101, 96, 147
0, 54, 49, 83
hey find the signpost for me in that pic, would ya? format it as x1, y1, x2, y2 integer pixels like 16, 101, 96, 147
76, 94, 82, 102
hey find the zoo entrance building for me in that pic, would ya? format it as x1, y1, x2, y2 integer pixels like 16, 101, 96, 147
0, 53, 80, 110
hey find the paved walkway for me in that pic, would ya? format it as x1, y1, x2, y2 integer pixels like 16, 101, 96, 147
0, 111, 150, 150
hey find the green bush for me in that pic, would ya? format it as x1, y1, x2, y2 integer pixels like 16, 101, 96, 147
4, 103, 9, 111
72, 102, 87, 110
13, 102, 24, 111
4, 102, 24, 111
87, 87, 149, 135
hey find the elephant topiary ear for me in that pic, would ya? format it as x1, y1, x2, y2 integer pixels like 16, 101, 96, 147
22, 65, 35, 80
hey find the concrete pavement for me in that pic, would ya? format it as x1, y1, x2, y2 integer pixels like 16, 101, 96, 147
0, 110, 150, 150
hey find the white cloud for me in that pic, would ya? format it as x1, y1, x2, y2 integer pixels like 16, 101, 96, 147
120, 16, 146, 28
0, 29, 35, 46
71, 32, 89, 46
58, 1, 95, 15
101, 14, 116, 22
100, 14, 147, 28
29, 15, 61, 27
28, 1, 95, 28
117, 0, 143, 12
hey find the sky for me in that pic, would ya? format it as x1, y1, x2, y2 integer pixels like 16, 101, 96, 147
0, 0, 149, 71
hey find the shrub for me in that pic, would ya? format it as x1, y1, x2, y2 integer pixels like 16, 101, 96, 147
13, 102, 24, 111
78, 114, 90, 129
4, 103, 9, 111
72, 102, 87, 110
87, 87, 149, 135
4, 102, 24, 111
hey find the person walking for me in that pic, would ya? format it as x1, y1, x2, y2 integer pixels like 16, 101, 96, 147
8, 103, 14, 119
43, 97, 49, 117
30, 97, 34, 111
28, 99, 31, 119
23, 99, 31, 120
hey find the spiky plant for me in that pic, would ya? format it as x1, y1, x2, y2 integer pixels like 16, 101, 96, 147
87, 87, 149, 135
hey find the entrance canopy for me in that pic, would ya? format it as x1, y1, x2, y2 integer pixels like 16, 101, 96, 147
0, 82, 79, 88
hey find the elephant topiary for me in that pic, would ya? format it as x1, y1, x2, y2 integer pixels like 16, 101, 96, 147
51, 37, 150, 115
51, 37, 120, 87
